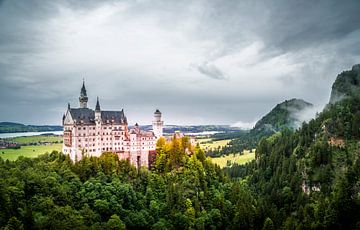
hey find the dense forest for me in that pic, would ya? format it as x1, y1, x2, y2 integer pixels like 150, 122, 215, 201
1, 98, 360, 229
0, 137, 260, 229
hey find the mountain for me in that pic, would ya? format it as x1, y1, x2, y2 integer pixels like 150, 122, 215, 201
0, 122, 62, 133
251, 98, 313, 137
212, 98, 313, 156
329, 64, 360, 104
225, 67, 360, 229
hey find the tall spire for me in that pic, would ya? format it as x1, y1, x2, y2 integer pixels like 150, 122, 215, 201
95, 97, 101, 111
80, 78, 87, 97
79, 79, 88, 108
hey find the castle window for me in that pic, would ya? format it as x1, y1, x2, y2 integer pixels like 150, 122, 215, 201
78, 127, 81, 130
83, 127, 86, 130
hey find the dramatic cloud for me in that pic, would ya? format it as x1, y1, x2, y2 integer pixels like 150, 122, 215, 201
0, 0, 359, 125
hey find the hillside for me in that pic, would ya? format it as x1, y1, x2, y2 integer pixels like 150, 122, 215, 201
213, 98, 313, 156
225, 65, 360, 229
251, 98, 313, 137
0, 122, 62, 133
329, 64, 360, 104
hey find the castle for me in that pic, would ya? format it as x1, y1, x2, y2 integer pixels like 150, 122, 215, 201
62, 81, 163, 168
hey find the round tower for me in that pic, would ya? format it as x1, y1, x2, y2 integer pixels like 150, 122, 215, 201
152, 109, 164, 139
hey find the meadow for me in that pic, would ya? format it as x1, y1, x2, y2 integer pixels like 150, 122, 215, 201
211, 150, 255, 168
5, 135, 62, 144
0, 144, 62, 161
198, 138, 231, 150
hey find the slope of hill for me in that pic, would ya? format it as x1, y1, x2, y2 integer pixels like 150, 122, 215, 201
251, 98, 313, 137
0, 122, 62, 133
211, 98, 313, 156
225, 65, 360, 229
329, 64, 360, 104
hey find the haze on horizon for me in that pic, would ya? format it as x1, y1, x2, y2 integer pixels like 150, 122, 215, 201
0, 0, 359, 127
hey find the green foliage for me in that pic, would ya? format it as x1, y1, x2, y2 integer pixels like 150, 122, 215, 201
225, 96, 360, 229
2, 75, 360, 229
0, 138, 257, 229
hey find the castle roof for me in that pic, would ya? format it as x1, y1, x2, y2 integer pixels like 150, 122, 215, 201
68, 108, 127, 125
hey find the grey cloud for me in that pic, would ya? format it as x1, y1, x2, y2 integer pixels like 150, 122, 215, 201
0, 0, 359, 125
196, 62, 229, 80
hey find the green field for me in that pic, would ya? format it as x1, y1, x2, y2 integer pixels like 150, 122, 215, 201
210, 150, 256, 168
198, 138, 231, 150
0, 144, 62, 161
5, 135, 62, 144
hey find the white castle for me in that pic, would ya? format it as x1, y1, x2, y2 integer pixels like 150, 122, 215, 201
62, 81, 163, 168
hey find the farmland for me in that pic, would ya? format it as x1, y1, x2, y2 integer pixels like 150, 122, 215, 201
211, 150, 255, 168
0, 144, 62, 161
198, 138, 231, 150
5, 135, 62, 144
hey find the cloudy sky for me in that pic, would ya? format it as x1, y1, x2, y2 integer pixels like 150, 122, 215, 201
0, 0, 359, 126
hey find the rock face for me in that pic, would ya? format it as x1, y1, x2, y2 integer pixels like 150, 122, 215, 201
329, 64, 360, 104
251, 98, 313, 136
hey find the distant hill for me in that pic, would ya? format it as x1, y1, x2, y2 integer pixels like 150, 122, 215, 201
0, 122, 62, 133
251, 98, 313, 138
329, 64, 360, 104
209, 98, 313, 156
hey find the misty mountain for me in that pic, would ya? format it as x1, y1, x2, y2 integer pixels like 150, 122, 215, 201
329, 64, 360, 104
210, 98, 314, 156
251, 98, 314, 137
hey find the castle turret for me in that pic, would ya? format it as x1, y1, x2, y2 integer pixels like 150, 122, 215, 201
79, 80, 88, 108
95, 97, 101, 121
152, 109, 163, 139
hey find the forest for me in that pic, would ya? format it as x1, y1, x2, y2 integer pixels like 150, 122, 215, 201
1, 97, 360, 229
1, 66, 360, 229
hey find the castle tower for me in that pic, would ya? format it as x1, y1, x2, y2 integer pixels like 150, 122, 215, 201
95, 97, 101, 121
152, 109, 163, 139
79, 80, 88, 108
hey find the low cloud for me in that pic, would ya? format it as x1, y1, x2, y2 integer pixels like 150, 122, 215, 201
230, 120, 256, 130
290, 104, 325, 128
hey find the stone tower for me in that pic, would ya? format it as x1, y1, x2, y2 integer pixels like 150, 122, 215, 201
152, 109, 163, 139
79, 80, 88, 108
